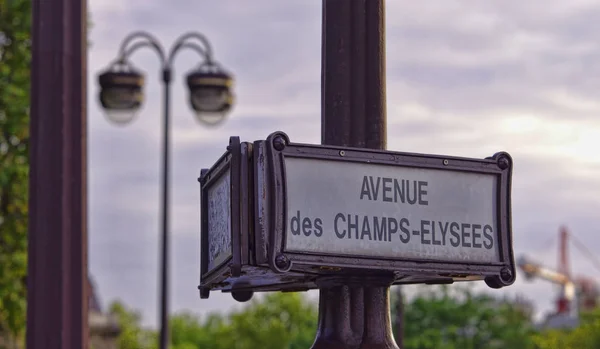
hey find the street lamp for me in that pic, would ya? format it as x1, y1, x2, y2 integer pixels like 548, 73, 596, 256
97, 31, 235, 349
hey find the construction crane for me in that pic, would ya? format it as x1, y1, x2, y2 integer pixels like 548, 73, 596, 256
518, 226, 600, 327
518, 256, 576, 314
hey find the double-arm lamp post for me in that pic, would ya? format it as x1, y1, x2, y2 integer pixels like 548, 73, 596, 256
96, 31, 235, 349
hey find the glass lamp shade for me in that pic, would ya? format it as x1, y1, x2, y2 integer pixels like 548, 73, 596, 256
98, 68, 145, 125
99, 88, 143, 124
103, 108, 140, 125
189, 87, 234, 126
186, 68, 234, 126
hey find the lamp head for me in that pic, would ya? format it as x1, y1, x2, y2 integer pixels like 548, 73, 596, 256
97, 63, 145, 125
186, 63, 234, 126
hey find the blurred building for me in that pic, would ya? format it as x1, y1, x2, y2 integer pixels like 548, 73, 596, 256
89, 277, 121, 349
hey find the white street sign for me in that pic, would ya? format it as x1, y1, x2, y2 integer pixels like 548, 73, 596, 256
285, 157, 500, 263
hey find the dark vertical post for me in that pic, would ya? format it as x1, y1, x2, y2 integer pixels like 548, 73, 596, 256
311, 285, 364, 349
27, 0, 88, 347
159, 68, 172, 349
394, 287, 405, 348
316, 0, 397, 348
361, 284, 397, 348
321, 0, 386, 149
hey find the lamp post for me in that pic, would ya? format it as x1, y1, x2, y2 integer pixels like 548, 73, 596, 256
97, 31, 235, 349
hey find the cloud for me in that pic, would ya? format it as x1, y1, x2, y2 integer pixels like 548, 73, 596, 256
87, 0, 600, 328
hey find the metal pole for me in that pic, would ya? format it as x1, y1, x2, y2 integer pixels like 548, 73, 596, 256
361, 283, 397, 348
394, 287, 405, 348
314, 0, 396, 348
312, 285, 364, 348
27, 0, 88, 347
159, 68, 173, 349
106, 32, 215, 349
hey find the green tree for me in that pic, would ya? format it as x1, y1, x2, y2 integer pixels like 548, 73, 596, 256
111, 292, 318, 349
109, 301, 157, 349
220, 292, 317, 349
169, 312, 235, 349
0, 0, 31, 345
532, 309, 600, 348
398, 285, 536, 349
111, 286, 547, 349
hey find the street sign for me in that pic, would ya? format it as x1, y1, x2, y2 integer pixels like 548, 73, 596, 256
253, 131, 515, 289
198, 136, 249, 298
199, 131, 516, 298
199, 136, 310, 299
285, 158, 499, 263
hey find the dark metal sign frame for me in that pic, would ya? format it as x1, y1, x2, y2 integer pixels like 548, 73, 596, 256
255, 131, 516, 289
198, 136, 251, 298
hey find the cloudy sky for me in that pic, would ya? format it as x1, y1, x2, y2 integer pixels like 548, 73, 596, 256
88, 0, 600, 328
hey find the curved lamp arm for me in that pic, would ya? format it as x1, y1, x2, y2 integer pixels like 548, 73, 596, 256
117, 31, 167, 68
167, 32, 213, 66
166, 32, 215, 69
112, 31, 216, 75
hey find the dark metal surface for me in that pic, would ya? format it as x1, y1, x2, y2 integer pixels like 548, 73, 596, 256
230, 137, 243, 277
394, 287, 405, 348
311, 286, 364, 349
252, 140, 270, 266
265, 132, 292, 274
321, 0, 386, 150
159, 68, 171, 349
361, 285, 398, 349
316, 0, 395, 347
27, 0, 89, 347
240, 142, 252, 269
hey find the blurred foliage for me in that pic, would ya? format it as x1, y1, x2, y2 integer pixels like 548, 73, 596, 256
532, 309, 600, 348
110, 302, 157, 349
0, 0, 31, 345
399, 285, 536, 349
109, 285, 600, 349
112, 285, 596, 349
110, 292, 318, 349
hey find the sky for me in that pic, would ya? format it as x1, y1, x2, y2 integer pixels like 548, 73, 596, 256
88, 0, 600, 328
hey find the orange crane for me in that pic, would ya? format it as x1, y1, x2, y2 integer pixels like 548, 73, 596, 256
518, 226, 600, 320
